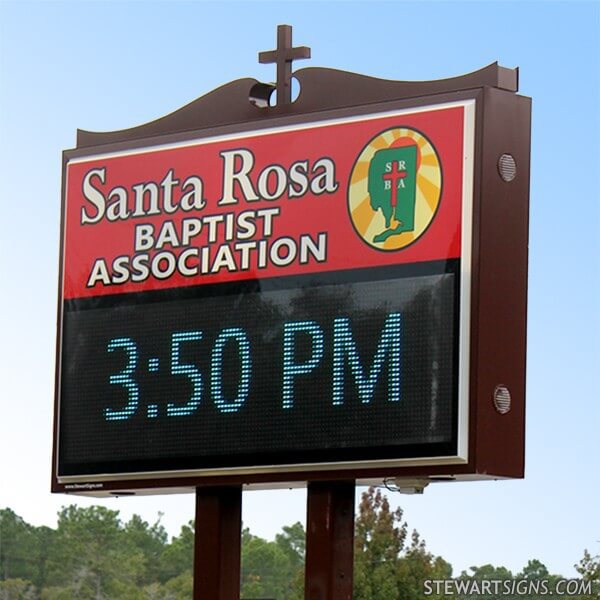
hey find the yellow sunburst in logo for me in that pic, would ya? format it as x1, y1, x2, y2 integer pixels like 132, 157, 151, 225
348, 127, 442, 251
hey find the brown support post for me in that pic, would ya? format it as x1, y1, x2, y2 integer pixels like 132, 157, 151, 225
304, 481, 355, 600
193, 486, 242, 600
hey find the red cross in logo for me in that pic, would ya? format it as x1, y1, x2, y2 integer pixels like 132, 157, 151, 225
382, 161, 407, 208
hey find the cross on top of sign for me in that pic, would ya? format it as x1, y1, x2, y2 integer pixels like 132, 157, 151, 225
259, 24, 311, 106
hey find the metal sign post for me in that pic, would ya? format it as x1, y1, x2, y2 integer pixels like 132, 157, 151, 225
305, 482, 355, 600
193, 487, 242, 599
191, 483, 355, 600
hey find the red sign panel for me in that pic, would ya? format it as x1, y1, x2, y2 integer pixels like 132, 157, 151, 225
63, 103, 467, 300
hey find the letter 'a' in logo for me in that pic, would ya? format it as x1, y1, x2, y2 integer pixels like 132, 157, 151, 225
348, 127, 442, 251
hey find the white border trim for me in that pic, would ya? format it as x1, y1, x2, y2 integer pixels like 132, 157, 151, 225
458, 99, 476, 463
57, 99, 476, 485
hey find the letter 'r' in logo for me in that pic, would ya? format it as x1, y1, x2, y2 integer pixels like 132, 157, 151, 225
348, 127, 442, 251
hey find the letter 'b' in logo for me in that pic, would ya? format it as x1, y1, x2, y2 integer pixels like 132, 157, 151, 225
348, 127, 442, 251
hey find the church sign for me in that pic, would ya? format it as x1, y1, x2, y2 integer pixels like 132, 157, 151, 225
52, 48, 530, 495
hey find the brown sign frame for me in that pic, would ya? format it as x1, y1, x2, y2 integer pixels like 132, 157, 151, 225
52, 63, 530, 496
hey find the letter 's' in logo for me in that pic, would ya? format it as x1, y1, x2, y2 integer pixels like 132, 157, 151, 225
348, 127, 442, 251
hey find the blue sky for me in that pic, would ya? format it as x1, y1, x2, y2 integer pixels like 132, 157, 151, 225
0, 0, 598, 578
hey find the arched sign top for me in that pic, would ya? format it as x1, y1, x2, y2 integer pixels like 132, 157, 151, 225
76, 62, 518, 148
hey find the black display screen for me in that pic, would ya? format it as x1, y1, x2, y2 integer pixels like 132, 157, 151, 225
58, 260, 459, 478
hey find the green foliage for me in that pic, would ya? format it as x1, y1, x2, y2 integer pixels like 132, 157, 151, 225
0, 578, 37, 600
275, 522, 305, 570
396, 531, 452, 599
241, 525, 304, 600
42, 504, 146, 597
123, 513, 168, 582
354, 486, 451, 600
0, 505, 182, 598
457, 557, 599, 600
575, 550, 600, 600
158, 520, 194, 583
460, 563, 514, 580
1, 499, 597, 599
0, 509, 38, 584
40, 586, 73, 600
576, 549, 600, 581
162, 571, 193, 599
519, 559, 550, 580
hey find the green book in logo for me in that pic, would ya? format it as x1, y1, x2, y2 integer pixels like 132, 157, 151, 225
368, 145, 418, 243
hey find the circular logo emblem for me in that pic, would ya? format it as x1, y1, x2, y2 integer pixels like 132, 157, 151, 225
348, 127, 442, 251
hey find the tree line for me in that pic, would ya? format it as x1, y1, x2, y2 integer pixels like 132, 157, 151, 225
0, 487, 598, 599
